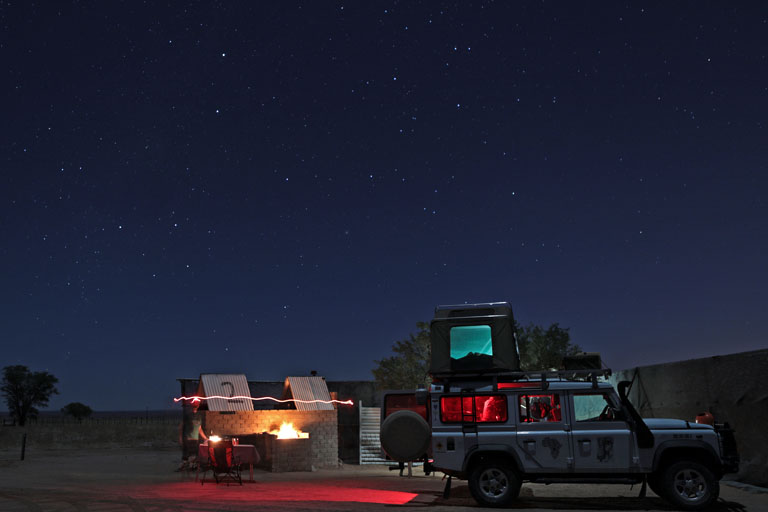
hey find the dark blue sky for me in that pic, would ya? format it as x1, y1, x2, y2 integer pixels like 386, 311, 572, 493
1, 2, 766, 411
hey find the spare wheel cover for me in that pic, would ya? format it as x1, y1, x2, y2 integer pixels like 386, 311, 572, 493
380, 410, 431, 462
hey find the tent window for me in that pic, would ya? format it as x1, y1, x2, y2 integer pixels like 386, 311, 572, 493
450, 325, 492, 369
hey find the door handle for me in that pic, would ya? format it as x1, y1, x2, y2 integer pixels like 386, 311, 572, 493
523, 440, 536, 455
577, 439, 591, 456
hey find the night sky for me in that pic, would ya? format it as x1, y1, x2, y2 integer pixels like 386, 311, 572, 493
2, 2, 766, 411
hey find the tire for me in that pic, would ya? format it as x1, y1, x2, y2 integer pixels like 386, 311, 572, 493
660, 460, 719, 511
468, 461, 521, 507
379, 410, 431, 462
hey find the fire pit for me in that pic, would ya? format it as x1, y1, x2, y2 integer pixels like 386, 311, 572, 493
245, 423, 312, 472
198, 376, 340, 470
269, 422, 312, 472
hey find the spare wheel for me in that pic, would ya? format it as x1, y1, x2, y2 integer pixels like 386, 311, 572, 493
379, 410, 431, 462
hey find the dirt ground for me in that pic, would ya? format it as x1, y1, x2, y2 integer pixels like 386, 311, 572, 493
0, 447, 765, 511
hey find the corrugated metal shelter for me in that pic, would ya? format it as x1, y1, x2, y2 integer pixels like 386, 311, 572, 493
283, 376, 334, 411
197, 373, 253, 411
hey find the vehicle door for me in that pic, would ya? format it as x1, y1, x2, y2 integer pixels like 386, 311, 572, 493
569, 391, 634, 471
515, 391, 571, 472
435, 393, 511, 463
437, 394, 478, 447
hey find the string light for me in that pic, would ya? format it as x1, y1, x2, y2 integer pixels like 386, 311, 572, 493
174, 395, 354, 406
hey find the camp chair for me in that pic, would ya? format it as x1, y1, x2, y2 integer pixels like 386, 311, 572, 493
200, 439, 242, 486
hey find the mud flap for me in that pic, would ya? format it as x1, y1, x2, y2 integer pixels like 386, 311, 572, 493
638, 476, 647, 499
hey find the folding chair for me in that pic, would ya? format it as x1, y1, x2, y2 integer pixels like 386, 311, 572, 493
200, 439, 242, 486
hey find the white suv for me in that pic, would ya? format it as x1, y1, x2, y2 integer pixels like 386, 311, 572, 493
380, 303, 738, 510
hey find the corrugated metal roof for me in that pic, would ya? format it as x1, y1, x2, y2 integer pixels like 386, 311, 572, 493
284, 376, 334, 411
199, 374, 253, 411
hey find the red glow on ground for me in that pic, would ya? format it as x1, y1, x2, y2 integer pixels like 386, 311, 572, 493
173, 395, 354, 406
122, 481, 417, 505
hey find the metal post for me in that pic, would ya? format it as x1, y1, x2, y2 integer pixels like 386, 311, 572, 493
358, 400, 362, 465
20, 433, 26, 461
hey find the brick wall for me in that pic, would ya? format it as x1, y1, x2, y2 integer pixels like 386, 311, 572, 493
271, 438, 313, 472
204, 410, 338, 469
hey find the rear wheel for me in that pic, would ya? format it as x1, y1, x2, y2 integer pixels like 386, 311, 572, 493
468, 461, 521, 507
660, 460, 719, 511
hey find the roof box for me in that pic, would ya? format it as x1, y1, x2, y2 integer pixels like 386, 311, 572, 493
561, 352, 602, 371
430, 302, 520, 375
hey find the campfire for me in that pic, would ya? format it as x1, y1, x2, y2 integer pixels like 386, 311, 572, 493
269, 421, 309, 439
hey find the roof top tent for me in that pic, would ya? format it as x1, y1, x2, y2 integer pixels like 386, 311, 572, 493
430, 302, 520, 376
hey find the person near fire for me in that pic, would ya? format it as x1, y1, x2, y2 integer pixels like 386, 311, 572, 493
177, 398, 208, 471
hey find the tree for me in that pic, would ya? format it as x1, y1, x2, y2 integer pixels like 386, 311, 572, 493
1, 365, 59, 426
516, 322, 582, 371
372, 322, 431, 389
61, 402, 93, 422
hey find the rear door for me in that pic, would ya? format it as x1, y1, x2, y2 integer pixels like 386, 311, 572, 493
514, 391, 572, 472
382, 392, 427, 420
569, 391, 633, 471
434, 393, 510, 470
437, 394, 478, 452
432, 394, 475, 471
381, 392, 429, 462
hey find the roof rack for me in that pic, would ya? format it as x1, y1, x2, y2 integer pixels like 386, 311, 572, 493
432, 368, 613, 390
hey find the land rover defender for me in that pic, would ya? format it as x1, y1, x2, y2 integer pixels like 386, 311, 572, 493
380, 303, 739, 510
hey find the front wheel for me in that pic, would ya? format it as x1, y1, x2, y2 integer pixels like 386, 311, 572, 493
660, 460, 719, 511
468, 461, 521, 507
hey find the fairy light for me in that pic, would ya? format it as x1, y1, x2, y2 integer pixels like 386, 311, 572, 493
173, 395, 354, 406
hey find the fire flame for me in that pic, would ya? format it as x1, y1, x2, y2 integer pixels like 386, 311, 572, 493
270, 422, 309, 439
209, 435, 222, 442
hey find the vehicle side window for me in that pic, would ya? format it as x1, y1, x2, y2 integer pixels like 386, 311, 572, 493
518, 394, 561, 422
440, 395, 507, 423
573, 393, 614, 422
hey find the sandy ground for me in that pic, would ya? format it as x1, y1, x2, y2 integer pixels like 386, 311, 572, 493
0, 447, 765, 511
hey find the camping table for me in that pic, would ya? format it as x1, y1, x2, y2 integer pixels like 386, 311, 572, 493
197, 442, 260, 482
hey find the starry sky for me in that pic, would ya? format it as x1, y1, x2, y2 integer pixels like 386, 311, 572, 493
1, 2, 766, 411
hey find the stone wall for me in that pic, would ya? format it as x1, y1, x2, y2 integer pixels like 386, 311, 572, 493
0, 418, 178, 451
203, 410, 338, 469
271, 437, 313, 472
613, 348, 768, 487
